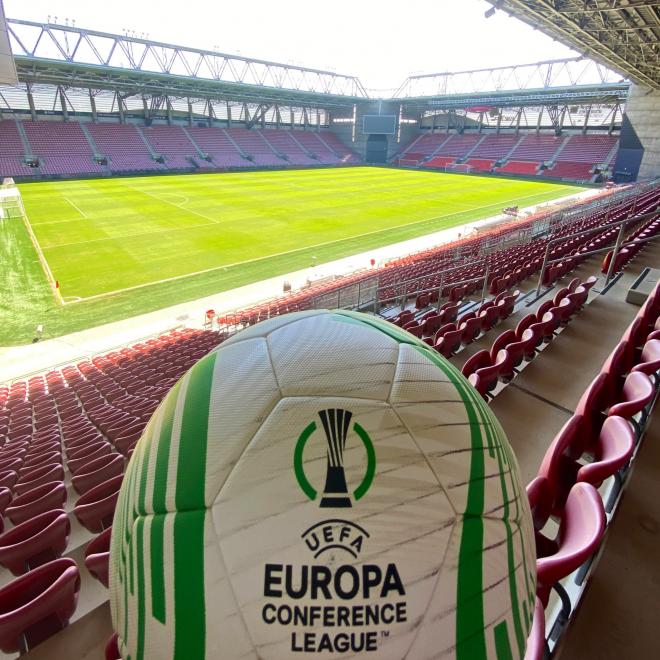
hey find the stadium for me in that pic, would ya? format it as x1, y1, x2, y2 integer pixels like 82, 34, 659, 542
0, 0, 658, 658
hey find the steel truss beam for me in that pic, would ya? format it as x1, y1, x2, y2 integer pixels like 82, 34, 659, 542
393, 57, 625, 99
6, 18, 368, 103
484, 1, 660, 89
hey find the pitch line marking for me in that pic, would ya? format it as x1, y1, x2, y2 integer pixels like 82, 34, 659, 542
57, 187, 577, 304
63, 196, 89, 219
40, 187, 569, 252
129, 185, 220, 224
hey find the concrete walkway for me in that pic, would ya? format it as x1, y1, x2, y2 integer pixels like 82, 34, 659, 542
0, 188, 599, 384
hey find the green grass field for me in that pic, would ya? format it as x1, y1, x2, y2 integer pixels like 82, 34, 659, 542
2, 167, 581, 345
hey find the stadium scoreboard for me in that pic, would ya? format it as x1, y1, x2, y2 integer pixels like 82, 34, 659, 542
362, 115, 397, 135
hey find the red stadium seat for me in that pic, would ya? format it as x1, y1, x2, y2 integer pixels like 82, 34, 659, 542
5, 482, 67, 526
74, 474, 123, 533
0, 558, 81, 653
0, 510, 70, 575
71, 453, 124, 495
535, 482, 605, 607
84, 527, 112, 588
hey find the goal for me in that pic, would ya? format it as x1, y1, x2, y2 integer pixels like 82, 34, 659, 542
444, 163, 473, 174
0, 180, 24, 220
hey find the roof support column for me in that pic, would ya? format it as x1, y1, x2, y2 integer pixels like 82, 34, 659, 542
582, 104, 591, 134
207, 99, 215, 125
58, 87, 69, 121
536, 106, 543, 134
142, 96, 150, 123
26, 83, 37, 122
609, 103, 618, 135
226, 102, 232, 128
515, 107, 522, 135
187, 99, 193, 127
290, 107, 294, 128
89, 90, 98, 123
166, 98, 173, 125
116, 93, 125, 124
496, 110, 502, 134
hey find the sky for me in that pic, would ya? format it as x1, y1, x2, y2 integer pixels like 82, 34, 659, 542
4, 0, 581, 95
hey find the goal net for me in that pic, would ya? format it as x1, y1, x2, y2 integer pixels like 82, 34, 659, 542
0, 180, 24, 220
444, 163, 473, 174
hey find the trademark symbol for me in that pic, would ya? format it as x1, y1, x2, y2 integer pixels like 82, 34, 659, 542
381, 630, 390, 638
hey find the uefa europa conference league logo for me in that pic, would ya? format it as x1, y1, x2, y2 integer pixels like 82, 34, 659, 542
262, 409, 408, 654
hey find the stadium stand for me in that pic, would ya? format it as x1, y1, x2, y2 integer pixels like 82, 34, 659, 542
21, 122, 106, 176
0, 180, 657, 655
141, 125, 200, 169
0, 120, 36, 177
0, 119, 361, 177
85, 123, 163, 173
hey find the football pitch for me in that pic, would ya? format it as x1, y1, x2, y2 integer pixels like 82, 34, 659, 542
3, 167, 581, 344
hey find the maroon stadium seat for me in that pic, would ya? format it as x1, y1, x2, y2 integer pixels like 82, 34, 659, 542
0, 510, 70, 575
84, 527, 112, 588
0, 558, 81, 653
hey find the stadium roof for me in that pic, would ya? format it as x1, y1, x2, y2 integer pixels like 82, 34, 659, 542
485, 0, 660, 90
0, 1, 17, 84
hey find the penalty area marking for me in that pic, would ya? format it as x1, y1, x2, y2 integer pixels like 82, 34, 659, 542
63, 196, 89, 220
58, 186, 578, 305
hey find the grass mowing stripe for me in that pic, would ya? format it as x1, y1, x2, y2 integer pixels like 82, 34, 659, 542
4, 169, 581, 344
170, 352, 217, 657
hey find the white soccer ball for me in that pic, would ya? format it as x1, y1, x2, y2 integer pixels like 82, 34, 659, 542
109, 310, 536, 660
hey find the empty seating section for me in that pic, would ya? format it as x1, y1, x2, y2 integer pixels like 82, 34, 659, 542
86, 123, 162, 172
0, 120, 361, 177
470, 134, 519, 159
259, 130, 317, 165
508, 134, 562, 162
496, 160, 539, 175
141, 125, 198, 168
398, 131, 619, 182
557, 135, 618, 164
464, 158, 494, 172
22, 122, 105, 176
0, 181, 657, 654
186, 127, 249, 168
0, 121, 36, 177
0, 328, 223, 652
316, 132, 361, 163
398, 133, 450, 163
544, 161, 595, 181
293, 132, 342, 164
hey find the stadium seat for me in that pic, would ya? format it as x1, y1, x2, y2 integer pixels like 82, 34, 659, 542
84, 527, 112, 588
5, 482, 67, 526
631, 339, 660, 380
534, 482, 606, 607
74, 474, 123, 533
434, 327, 462, 357
467, 350, 510, 399
0, 510, 70, 576
459, 314, 482, 345
71, 453, 124, 495
607, 371, 654, 434
0, 558, 81, 653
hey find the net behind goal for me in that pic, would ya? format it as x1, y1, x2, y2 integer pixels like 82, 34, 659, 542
0, 181, 24, 220
444, 163, 473, 174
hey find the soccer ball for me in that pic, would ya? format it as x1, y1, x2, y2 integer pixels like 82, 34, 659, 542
109, 310, 535, 660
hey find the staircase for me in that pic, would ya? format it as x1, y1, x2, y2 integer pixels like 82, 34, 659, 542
603, 140, 620, 166
426, 135, 454, 159
502, 134, 526, 162
15, 119, 34, 157
289, 131, 317, 159
221, 128, 251, 160
549, 135, 571, 164
134, 125, 162, 161
182, 126, 210, 160
257, 131, 287, 160
399, 132, 425, 157
80, 123, 104, 159
316, 133, 344, 159
460, 134, 487, 161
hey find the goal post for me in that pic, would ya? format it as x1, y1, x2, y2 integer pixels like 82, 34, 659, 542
444, 163, 473, 174
0, 178, 25, 220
